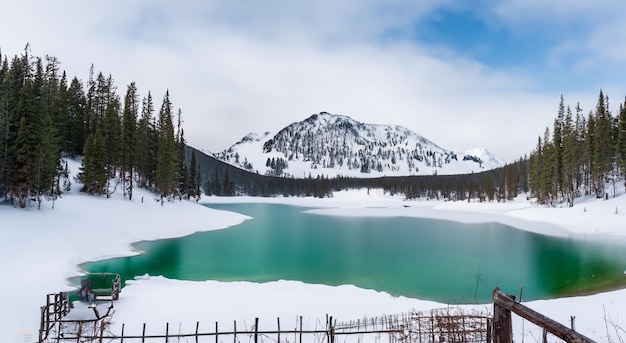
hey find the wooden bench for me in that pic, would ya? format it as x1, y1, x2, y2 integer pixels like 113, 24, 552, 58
78, 273, 121, 301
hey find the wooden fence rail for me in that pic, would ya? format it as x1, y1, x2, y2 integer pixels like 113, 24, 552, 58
492, 287, 596, 343
40, 308, 491, 343
41, 289, 603, 343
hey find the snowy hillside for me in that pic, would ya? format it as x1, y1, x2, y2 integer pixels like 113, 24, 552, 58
214, 112, 504, 178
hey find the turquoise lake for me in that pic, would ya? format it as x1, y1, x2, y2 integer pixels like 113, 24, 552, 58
84, 203, 626, 304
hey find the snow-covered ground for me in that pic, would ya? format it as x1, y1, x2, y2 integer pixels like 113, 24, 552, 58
2, 159, 626, 342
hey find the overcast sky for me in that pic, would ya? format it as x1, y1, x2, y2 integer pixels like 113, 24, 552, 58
3, 1, 626, 162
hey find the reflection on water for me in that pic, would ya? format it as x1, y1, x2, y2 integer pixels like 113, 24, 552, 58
84, 203, 626, 304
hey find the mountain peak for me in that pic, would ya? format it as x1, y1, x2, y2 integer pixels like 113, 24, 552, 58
214, 112, 503, 178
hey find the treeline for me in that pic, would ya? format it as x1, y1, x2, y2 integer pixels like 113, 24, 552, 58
190, 145, 529, 202
12, 45, 610, 207
529, 91, 626, 206
0, 45, 200, 207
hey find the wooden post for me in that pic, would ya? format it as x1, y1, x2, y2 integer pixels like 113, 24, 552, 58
254, 318, 259, 343
77, 321, 83, 342
493, 289, 514, 343
486, 318, 492, 343
277, 317, 281, 343
233, 320, 237, 343
215, 321, 218, 343
165, 322, 169, 343
299, 316, 303, 343
39, 306, 45, 343
493, 288, 595, 343
195, 321, 199, 343
142, 323, 146, 343
99, 320, 105, 343
120, 324, 125, 343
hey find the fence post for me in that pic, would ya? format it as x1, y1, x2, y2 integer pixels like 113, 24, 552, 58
299, 316, 303, 343
255, 318, 259, 343
120, 324, 125, 343
493, 289, 514, 343
277, 317, 281, 343
39, 306, 45, 343
142, 323, 146, 343
493, 288, 595, 343
195, 321, 199, 343
215, 321, 218, 343
165, 322, 169, 343
77, 321, 83, 342
99, 319, 105, 343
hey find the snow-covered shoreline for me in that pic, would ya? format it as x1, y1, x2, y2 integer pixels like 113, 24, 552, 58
2, 175, 626, 342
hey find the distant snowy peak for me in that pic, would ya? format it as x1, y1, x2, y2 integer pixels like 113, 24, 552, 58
234, 131, 271, 145
462, 148, 506, 169
214, 112, 504, 178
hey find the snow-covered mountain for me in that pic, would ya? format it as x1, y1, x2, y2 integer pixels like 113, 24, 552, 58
214, 112, 504, 178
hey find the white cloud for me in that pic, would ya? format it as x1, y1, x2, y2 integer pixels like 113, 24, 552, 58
4, 0, 622, 163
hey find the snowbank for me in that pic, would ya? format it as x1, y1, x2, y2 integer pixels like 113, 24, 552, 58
2, 161, 626, 342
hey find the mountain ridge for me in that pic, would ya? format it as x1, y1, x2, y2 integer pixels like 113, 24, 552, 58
214, 112, 504, 178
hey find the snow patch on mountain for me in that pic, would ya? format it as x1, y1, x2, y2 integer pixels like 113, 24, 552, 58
214, 112, 504, 178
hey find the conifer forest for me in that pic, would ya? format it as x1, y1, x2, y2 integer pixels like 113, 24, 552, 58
2, 45, 626, 206
0, 45, 200, 207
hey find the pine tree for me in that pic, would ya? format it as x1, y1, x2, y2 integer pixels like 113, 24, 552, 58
155, 91, 178, 198
176, 108, 188, 199
582, 112, 595, 195
539, 127, 555, 205
617, 98, 626, 180
552, 96, 565, 200
562, 106, 578, 206
121, 82, 138, 199
78, 129, 107, 195
10, 62, 40, 204
592, 91, 613, 198
136, 92, 155, 188
66, 77, 87, 156
0, 55, 10, 195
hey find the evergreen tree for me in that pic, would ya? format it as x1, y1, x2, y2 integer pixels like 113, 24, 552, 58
617, 98, 626, 180
518, 157, 529, 194
176, 108, 188, 199
10, 62, 41, 204
189, 150, 198, 200
592, 91, 613, 197
65, 77, 87, 156
539, 127, 555, 205
78, 129, 107, 195
552, 96, 564, 199
561, 106, 578, 206
0, 55, 10, 195
136, 92, 156, 188
529, 136, 542, 201
155, 91, 178, 197
582, 112, 595, 195
121, 82, 138, 199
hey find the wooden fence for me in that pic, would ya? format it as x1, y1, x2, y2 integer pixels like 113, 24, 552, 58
39, 292, 114, 343
39, 293, 71, 342
40, 288, 600, 343
39, 301, 491, 343
492, 288, 596, 343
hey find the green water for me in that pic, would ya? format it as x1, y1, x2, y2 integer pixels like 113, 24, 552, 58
84, 203, 626, 304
